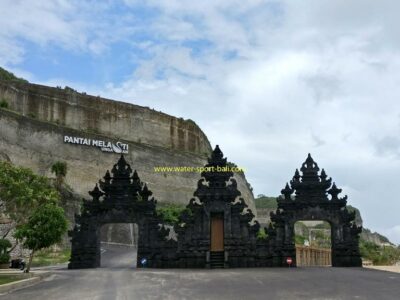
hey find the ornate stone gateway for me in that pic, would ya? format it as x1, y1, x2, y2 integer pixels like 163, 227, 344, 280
69, 147, 362, 268
68, 156, 170, 269
172, 146, 260, 268
269, 154, 362, 267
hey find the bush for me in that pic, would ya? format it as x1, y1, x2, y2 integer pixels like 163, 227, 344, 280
51, 161, 67, 177
156, 203, 187, 225
0, 253, 10, 264
295, 234, 306, 245
360, 239, 400, 265
257, 229, 268, 240
51, 161, 68, 187
0, 239, 11, 264
0, 99, 8, 108
0, 239, 11, 250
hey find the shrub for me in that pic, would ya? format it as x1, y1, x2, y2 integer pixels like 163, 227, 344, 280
156, 203, 187, 225
0, 99, 8, 108
0, 239, 11, 264
360, 239, 400, 265
51, 161, 68, 187
51, 161, 67, 178
0, 253, 10, 264
257, 229, 268, 240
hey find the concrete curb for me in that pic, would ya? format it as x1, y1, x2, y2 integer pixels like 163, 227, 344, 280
0, 271, 51, 294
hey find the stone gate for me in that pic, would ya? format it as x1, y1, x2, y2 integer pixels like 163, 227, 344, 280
69, 147, 362, 268
269, 154, 362, 267
68, 156, 171, 269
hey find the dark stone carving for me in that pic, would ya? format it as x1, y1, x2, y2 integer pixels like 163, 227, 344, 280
69, 148, 361, 269
172, 145, 260, 268
68, 155, 173, 269
268, 154, 362, 267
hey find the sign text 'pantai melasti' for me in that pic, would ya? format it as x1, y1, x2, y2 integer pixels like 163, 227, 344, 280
63, 136, 128, 154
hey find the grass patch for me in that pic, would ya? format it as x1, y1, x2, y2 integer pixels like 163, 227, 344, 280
31, 249, 71, 267
0, 275, 26, 285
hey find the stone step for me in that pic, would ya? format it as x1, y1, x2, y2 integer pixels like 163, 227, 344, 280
210, 251, 224, 269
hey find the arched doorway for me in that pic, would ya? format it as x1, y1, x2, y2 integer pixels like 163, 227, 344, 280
68, 156, 170, 269
294, 220, 332, 266
100, 223, 139, 268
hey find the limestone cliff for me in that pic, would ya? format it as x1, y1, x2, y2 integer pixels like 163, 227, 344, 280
0, 80, 256, 247
0, 80, 211, 155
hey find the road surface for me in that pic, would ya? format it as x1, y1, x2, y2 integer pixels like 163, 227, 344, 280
2, 244, 400, 300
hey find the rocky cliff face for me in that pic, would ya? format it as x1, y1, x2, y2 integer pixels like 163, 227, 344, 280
0, 81, 211, 155
0, 80, 256, 246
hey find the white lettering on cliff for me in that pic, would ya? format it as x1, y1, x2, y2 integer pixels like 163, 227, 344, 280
63, 135, 128, 154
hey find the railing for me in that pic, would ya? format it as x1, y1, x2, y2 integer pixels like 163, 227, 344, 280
296, 245, 331, 266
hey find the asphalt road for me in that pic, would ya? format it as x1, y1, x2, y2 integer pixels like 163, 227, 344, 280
100, 243, 137, 269
2, 244, 400, 300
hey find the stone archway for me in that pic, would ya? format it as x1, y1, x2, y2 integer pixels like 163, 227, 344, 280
68, 156, 169, 269
270, 154, 362, 267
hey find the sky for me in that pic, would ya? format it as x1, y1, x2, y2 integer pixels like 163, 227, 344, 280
1, 0, 400, 244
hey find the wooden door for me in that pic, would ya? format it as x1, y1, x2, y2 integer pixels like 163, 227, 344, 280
210, 215, 224, 251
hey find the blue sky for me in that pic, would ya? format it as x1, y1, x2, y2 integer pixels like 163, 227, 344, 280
1, 0, 400, 244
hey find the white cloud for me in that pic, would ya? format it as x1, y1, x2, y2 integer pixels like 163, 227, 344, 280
0, 0, 134, 65
99, 1, 400, 243
0, 1, 87, 57
2, 0, 400, 243
381, 225, 400, 246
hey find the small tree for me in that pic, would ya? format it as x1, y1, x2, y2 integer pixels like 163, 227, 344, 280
51, 161, 68, 188
14, 203, 68, 272
0, 161, 59, 225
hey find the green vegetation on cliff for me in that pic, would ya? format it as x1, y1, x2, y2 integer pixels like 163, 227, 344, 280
254, 195, 278, 209
360, 240, 400, 265
0, 99, 8, 108
51, 161, 68, 188
0, 67, 28, 83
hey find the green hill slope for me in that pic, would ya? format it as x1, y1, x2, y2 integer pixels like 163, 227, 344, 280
0, 67, 28, 83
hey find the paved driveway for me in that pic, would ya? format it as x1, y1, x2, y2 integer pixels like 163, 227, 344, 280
2, 245, 400, 300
